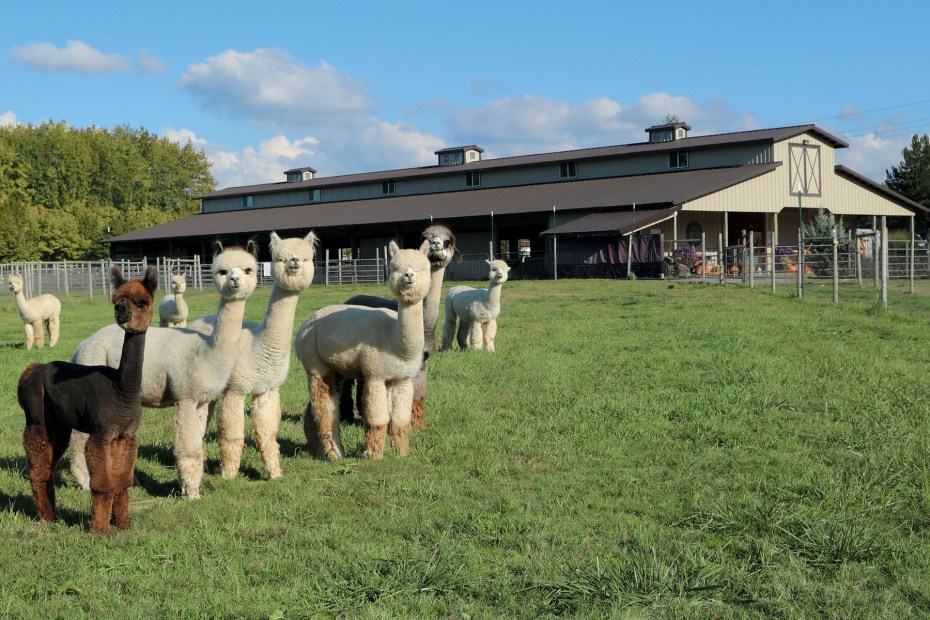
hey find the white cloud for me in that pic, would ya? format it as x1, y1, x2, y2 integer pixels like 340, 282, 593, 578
9, 40, 131, 74
0, 111, 17, 126
138, 51, 167, 75
837, 132, 906, 183
177, 49, 373, 128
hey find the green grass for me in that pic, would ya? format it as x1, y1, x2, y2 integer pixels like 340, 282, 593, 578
1, 278, 929, 618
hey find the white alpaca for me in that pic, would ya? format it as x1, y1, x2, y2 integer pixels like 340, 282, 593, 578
8, 275, 61, 349
342, 223, 456, 428
295, 240, 431, 460
69, 244, 259, 499
441, 259, 510, 352
158, 273, 189, 327
187, 231, 317, 481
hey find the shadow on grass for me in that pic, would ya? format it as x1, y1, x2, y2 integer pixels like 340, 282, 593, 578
133, 468, 179, 498
1, 490, 87, 528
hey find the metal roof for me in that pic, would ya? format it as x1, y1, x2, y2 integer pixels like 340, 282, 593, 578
197, 124, 841, 200
108, 164, 780, 243
541, 206, 682, 236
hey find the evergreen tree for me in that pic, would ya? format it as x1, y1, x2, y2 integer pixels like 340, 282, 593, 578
885, 134, 930, 233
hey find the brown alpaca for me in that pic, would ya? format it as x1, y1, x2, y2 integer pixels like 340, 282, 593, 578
18, 266, 157, 534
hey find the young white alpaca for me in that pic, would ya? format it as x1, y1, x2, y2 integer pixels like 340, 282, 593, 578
8, 275, 61, 349
69, 244, 259, 499
441, 259, 511, 352
187, 231, 317, 481
158, 273, 189, 327
341, 224, 456, 428
294, 240, 431, 460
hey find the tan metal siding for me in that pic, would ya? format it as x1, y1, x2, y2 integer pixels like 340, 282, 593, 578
829, 175, 914, 216
682, 169, 784, 213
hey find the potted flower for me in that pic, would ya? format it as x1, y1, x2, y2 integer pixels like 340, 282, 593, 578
775, 246, 796, 271
671, 245, 699, 276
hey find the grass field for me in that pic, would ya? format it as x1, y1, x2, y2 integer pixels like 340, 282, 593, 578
1, 277, 929, 619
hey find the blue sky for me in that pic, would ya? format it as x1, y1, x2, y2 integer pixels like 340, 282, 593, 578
4, 0, 929, 190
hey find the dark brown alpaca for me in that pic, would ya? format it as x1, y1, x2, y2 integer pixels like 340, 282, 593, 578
18, 266, 157, 534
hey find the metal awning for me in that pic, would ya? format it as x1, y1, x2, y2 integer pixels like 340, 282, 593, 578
541, 205, 682, 236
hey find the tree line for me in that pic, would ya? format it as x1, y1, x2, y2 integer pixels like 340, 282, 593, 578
885, 134, 930, 233
0, 121, 215, 261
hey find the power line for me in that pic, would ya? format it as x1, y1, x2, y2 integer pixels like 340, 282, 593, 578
805, 97, 930, 124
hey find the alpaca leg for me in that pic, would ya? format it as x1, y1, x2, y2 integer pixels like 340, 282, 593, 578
32, 321, 45, 348
355, 378, 368, 420
47, 316, 60, 347
69, 431, 91, 490
410, 360, 428, 430
173, 401, 210, 500
23, 323, 35, 350
251, 390, 283, 479
216, 391, 246, 480
387, 380, 413, 456
22, 425, 57, 522
306, 375, 344, 460
484, 319, 498, 352
457, 320, 472, 350
361, 381, 389, 460
467, 321, 483, 350
85, 435, 115, 534
441, 317, 456, 351
111, 436, 138, 530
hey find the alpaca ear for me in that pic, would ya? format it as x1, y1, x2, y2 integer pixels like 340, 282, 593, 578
304, 230, 318, 249
485, 259, 493, 266
110, 266, 126, 288
143, 266, 159, 293
212, 240, 224, 256
246, 238, 259, 257
419, 239, 430, 255
270, 232, 281, 249
389, 240, 400, 257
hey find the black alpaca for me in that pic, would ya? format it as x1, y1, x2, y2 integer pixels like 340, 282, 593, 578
19, 266, 157, 534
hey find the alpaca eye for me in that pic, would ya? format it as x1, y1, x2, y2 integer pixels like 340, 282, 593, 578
217, 270, 228, 276
245, 268, 253, 274
136, 300, 148, 309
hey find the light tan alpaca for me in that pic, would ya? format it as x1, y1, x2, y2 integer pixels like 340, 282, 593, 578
8, 275, 61, 349
158, 273, 189, 327
69, 244, 259, 500
441, 259, 510, 352
187, 231, 317, 481
295, 240, 431, 460
342, 223, 456, 428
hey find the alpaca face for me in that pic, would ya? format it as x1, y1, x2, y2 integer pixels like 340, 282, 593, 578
212, 247, 258, 301
8, 275, 23, 294
486, 259, 511, 285
111, 266, 158, 333
269, 231, 317, 293
388, 241, 432, 305
422, 224, 455, 269
169, 274, 187, 294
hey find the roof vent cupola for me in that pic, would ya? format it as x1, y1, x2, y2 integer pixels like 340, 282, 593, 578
284, 166, 317, 182
435, 145, 484, 166
645, 121, 691, 144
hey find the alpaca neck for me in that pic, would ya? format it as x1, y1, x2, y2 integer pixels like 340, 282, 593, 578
394, 300, 425, 360
175, 293, 187, 312
13, 290, 28, 312
422, 265, 447, 353
116, 330, 147, 402
207, 296, 248, 361
257, 284, 301, 346
486, 281, 503, 311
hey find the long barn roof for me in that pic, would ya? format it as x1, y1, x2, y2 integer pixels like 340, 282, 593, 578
109, 164, 782, 243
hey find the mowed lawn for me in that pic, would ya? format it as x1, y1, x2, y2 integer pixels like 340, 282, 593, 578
0, 277, 928, 619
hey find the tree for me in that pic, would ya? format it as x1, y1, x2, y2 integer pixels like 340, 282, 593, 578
885, 134, 930, 232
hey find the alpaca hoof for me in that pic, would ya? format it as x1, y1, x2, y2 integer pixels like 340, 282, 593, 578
220, 464, 240, 480
268, 468, 283, 480
180, 483, 201, 500
90, 523, 111, 535
114, 518, 131, 530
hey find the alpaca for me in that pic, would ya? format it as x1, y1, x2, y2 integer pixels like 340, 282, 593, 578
8, 275, 61, 349
158, 273, 189, 327
341, 224, 456, 428
19, 266, 157, 534
69, 244, 259, 500
294, 240, 431, 460
441, 259, 511, 352
186, 231, 317, 481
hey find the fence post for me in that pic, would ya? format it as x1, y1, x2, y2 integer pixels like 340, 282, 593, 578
63, 259, 69, 296
325, 249, 330, 286
881, 217, 888, 308
748, 233, 754, 288
700, 232, 706, 279
832, 226, 839, 304
910, 219, 915, 294
769, 232, 776, 294
553, 235, 559, 281
797, 229, 803, 298
718, 233, 724, 285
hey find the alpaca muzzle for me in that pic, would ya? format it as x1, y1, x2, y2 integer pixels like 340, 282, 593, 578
114, 299, 131, 325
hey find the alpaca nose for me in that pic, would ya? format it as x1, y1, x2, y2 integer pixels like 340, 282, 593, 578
404, 268, 416, 283
114, 299, 131, 323
229, 271, 242, 287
